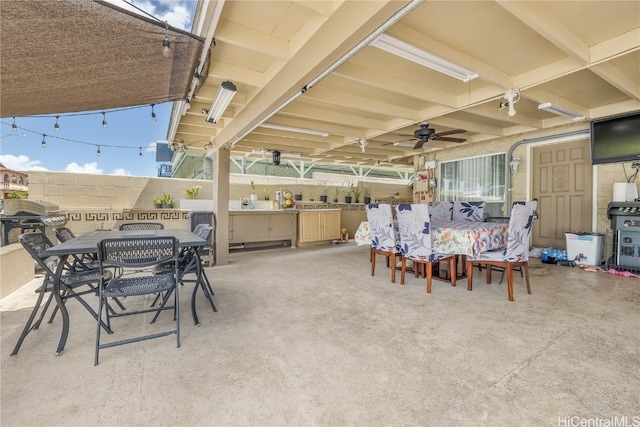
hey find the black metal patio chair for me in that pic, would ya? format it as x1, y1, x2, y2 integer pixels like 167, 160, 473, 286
11, 232, 113, 356
118, 222, 164, 231
95, 236, 180, 365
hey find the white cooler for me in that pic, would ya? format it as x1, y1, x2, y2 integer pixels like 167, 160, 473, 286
565, 232, 604, 266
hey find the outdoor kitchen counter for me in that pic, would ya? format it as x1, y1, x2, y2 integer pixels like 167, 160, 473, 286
228, 209, 297, 247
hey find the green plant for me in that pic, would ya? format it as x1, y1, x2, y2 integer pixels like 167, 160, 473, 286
153, 196, 164, 205
309, 191, 315, 200
342, 178, 355, 196
361, 183, 371, 197
250, 179, 256, 192
7, 190, 28, 199
353, 187, 361, 201
262, 185, 270, 198
184, 185, 201, 199
319, 182, 328, 196
162, 193, 174, 205
334, 187, 340, 198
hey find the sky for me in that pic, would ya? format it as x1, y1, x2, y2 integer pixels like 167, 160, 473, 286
0, 0, 197, 177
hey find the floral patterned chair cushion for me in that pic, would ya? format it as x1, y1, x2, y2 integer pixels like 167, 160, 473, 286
468, 201, 537, 262
365, 203, 400, 253
427, 201, 453, 221
452, 201, 486, 222
395, 203, 451, 263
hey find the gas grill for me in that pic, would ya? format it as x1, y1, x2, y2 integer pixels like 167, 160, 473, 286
0, 199, 67, 246
607, 201, 640, 272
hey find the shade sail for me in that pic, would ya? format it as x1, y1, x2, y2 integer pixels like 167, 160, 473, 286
0, 0, 204, 117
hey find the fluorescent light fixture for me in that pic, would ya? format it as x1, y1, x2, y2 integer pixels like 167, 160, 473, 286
371, 34, 479, 82
538, 102, 585, 121
259, 123, 329, 137
205, 81, 237, 124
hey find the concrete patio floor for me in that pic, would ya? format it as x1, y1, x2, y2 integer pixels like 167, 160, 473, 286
1, 242, 638, 426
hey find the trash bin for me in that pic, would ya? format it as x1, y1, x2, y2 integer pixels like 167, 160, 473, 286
565, 232, 604, 266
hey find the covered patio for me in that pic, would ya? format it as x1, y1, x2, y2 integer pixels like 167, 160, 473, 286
1, 243, 638, 426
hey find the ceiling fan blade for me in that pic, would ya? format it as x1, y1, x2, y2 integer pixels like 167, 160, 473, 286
436, 136, 466, 143
434, 128, 466, 137
413, 139, 425, 149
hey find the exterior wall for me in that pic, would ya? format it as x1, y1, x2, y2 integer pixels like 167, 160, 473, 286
423, 122, 639, 233
1, 243, 34, 298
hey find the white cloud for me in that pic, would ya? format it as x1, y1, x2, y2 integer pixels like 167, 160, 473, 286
65, 162, 103, 174
111, 168, 132, 176
108, 0, 194, 30
147, 141, 162, 153
0, 154, 48, 171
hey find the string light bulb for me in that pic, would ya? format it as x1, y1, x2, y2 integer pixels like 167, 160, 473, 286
101, 112, 107, 129
12, 117, 17, 132
41, 135, 46, 148
139, 147, 143, 157
162, 22, 171, 57
97, 145, 101, 156
151, 104, 157, 122
54, 116, 60, 132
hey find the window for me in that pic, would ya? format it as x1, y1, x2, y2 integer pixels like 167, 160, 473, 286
439, 153, 506, 217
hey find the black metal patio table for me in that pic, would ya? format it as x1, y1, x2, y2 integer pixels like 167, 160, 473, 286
41, 229, 216, 355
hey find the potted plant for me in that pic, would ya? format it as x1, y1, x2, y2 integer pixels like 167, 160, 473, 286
250, 180, 258, 201
153, 196, 163, 208
353, 187, 361, 204
362, 183, 372, 204
184, 185, 201, 200
342, 178, 354, 203
309, 191, 315, 201
162, 193, 174, 208
263, 185, 270, 200
294, 183, 303, 201
333, 187, 340, 203
319, 182, 328, 203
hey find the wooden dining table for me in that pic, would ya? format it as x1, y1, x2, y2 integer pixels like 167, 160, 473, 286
41, 228, 215, 355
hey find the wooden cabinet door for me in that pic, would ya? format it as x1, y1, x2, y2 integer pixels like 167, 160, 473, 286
299, 211, 321, 243
269, 214, 295, 239
321, 211, 341, 240
230, 214, 269, 243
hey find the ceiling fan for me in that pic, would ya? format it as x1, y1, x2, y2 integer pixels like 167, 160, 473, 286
391, 123, 467, 149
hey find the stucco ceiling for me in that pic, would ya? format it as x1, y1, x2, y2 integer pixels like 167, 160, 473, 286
170, 0, 640, 169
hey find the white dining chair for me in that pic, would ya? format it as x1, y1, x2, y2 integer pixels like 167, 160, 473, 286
365, 203, 401, 283
427, 201, 453, 221
395, 204, 457, 293
452, 201, 486, 221
466, 201, 537, 301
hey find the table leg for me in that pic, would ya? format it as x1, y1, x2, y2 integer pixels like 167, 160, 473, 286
53, 256, 70, 356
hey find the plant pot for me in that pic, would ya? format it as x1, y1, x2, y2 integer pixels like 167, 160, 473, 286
320, 195, 328, 203
294, 194, 303, 201
344, 196, 352, 204
264, 196, 270, 201
355, 198, 360, 204
333, 198, 338, 203
364, 196, 371, 204
154, 203, 163, 209
250, 193, 258, 202
164, 203, 173, 209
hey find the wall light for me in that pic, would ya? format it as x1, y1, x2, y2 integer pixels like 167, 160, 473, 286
370, 34, 479, 82
259, 123, 329, 137
205, 81, 237, 124
509, 156, 521, 173
538, 102, 585, 120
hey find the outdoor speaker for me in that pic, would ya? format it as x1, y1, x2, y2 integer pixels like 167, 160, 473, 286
273, 150, 281, 166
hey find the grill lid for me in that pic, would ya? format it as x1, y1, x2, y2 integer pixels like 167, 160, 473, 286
1, 199, 61, 216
